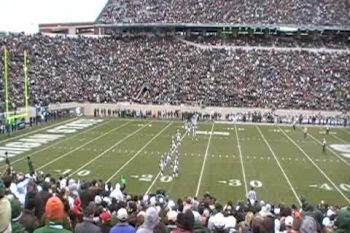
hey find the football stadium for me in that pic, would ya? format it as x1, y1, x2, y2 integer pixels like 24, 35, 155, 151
0, 1, 350, 233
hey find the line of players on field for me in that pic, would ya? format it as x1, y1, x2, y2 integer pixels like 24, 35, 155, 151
292, 122, 330, 152
159, 129, 181, 178
159, 115, 198, 178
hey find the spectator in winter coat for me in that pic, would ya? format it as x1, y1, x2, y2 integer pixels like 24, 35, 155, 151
10, 198, 28, 233
35, 182, 52, 222
75, 202, 102, 233
0, 179, 11, 233
299, 215, 318, 233
136, 207, 159, 233
20, 197, 39, 233
99, 211, 113, 233
153, 222, 168, 233
109, 208, 135, 233
333, 206, 350, 233
171, 209, 195, 233
33, 196, 72, 233
69, 198, 82, 227
109, 184, 124, 202
283, 216, 297, 233
237, 211, 254, 233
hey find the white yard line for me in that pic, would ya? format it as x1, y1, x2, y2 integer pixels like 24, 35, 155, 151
195, 123, 215, 197
341, 128, 350, 135
256, 126, 301, 205
37, 121, 131, 170
2, 120, 111, 168
307, 132, 350, 167
331, 134, 349, 144
234, 124, 248, 195
0, 118, 76, 144
106, 122, 173, 182
144, 132, 187, 195
279, 127, 350, 204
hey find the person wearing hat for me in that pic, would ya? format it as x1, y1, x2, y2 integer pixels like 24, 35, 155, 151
283, 216, 296, 233
109, 208, 135, 233
75, 202, 102, 233
99, 211, 112, 233
33, 196, 72, 233
171, 209, 195, 233
136, 207, 159, 233
0, 179, 12, 233
10, 198, 28, 233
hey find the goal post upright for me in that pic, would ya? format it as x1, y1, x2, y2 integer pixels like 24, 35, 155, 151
23, 50, 29, 118
4, 48, 9, 121
2, 48, 30, 124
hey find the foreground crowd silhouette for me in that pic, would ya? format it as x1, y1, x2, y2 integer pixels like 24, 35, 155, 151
0, 34, 349, 111
0, 172, 349, 233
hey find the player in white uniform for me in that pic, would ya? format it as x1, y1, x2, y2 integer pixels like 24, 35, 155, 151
191, 114, 197, 137
166, 153, 172, 165
247, 187, 257, 206
173, 163, 178, 177
185, 121, 189, 134
159, 161, 165, 176
176, 129, 181, 142
304, 127, 308, 138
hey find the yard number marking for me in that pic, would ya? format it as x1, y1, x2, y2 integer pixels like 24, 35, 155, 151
132, 174, 173, 183
309, 183, 350, 192
330, 144, 350, 159
56, 169, 90, 177
219, 179, 263, 188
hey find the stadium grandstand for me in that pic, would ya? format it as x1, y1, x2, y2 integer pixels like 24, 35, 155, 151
0, 1, 350, 233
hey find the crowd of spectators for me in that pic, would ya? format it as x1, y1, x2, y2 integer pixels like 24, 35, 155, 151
0, 33, 349, 112
184, 35, 350, 50
97, 0, 350, 26
1, 172, 350, 233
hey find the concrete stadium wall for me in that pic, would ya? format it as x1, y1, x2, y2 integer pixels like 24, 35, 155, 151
48, 102, 348, 119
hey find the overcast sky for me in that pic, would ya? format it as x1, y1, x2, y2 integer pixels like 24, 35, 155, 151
0, 0, 108, 33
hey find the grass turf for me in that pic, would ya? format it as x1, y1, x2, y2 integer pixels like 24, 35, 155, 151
1, 118, 350, 206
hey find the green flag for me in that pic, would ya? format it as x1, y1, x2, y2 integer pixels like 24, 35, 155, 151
120, 175, 127, 185
27, 157, 35, 175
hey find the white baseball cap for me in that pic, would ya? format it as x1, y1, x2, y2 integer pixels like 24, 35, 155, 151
117, 208, 128, 221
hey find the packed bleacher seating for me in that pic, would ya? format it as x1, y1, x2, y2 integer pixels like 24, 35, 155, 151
97, 0, 350, 26
0, 33, 349, 111
1, 172, 349, 233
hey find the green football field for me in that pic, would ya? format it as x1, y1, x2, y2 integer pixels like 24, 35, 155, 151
1, 118, 350, 206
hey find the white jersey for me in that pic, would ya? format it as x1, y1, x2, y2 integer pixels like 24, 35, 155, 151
166, 154, 172, 164
247, 190, 256, 205
159, 162, 165, 171
192, 114, 198, 126
173, 164, 178, 173
304, 127, 307, 134
176, 132, 181, 142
